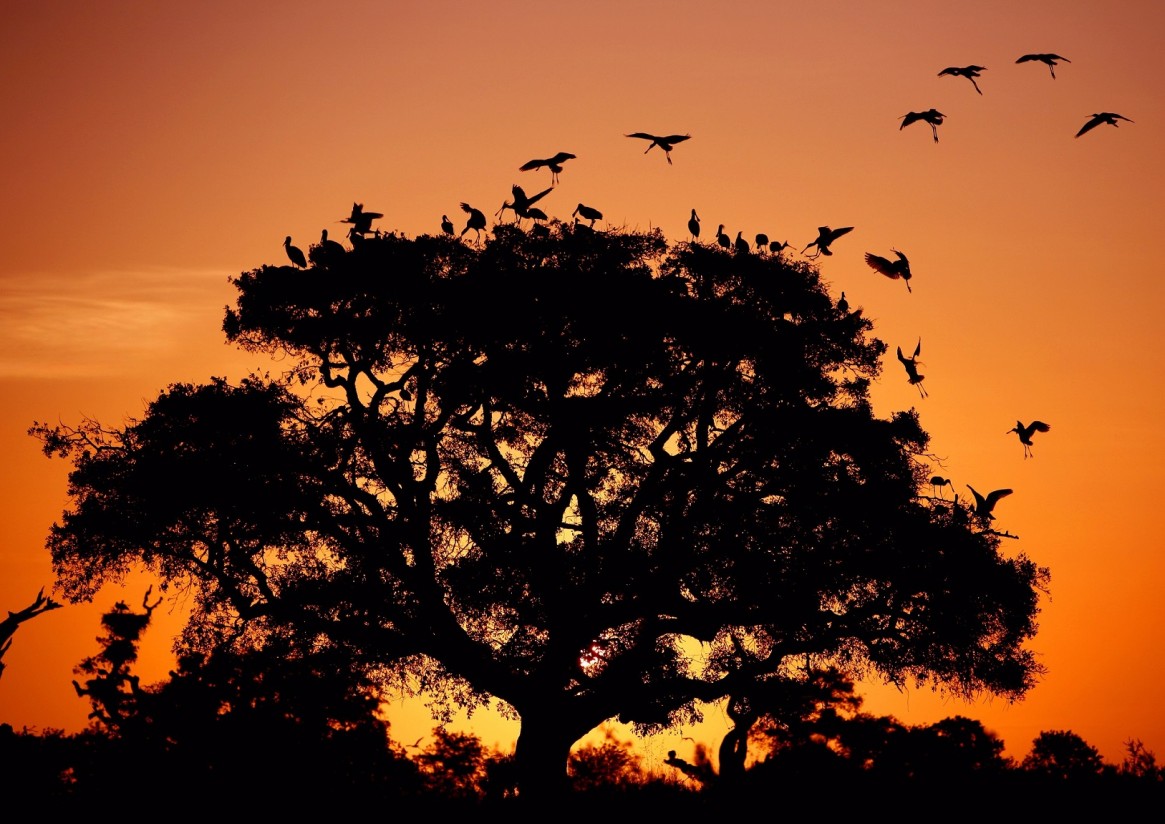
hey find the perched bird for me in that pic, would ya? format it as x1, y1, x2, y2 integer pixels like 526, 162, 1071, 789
441, 214, 455, 236
1016, 53, 1070, 79
896, 338, 927, 398
572, 203, 603, 227
524, 207, 548, 222
755, 232, 770, 251
802, 226, 853, 258
283, 236, 307, 268
930, 475, 952, 498
519, 151, 576, 184
938, 65, 987, 95
1007, 420, 1051, 458
734, 231, 750, 254
966, 485, 1013, 521
309, 229, 346, 267
341, 202, 383, 236
624, 132, 691, 164
865, 249, 913, 293
688, 209, 701, 241
498, 184, 554, 223
900, 109, 946, 143
460, 202, 487, 240
1075, 112, 1134, 138
769, 239, 792, 255
716, 224, 731, 249
836, 291, 849, 313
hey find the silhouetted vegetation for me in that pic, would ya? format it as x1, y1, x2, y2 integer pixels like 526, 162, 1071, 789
24, 218, 1058, 800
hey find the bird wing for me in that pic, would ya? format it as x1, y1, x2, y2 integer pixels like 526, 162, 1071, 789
519, 158, 547, 171
896, 346, 907, 364
661, 134, 691, 144
900, 112, 922, 128
1031, 421, 1052, 433
865, 253, 901, 278
1016, 54, 1037, 63
549, 152, 576, 164
460, 202, 474, 213
625, 132, 657, 141
912, 339, 922, 358
1075, 117, 1102, 138
526, 186, 554, 206
830, 226, 854, 241
938, 67, 956, 76
985, 489, 1014, 507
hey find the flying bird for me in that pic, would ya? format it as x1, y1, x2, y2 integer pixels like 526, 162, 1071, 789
624, 132, 691, 164
802, 226, 853, 258
688, 209, 701, 241
900, 109, 945, 143
865, 249, 913, 293
283, 236, 307, 268
519, 151, 576, 184
341, 202, 383, 236
572, 203, 603, 227
441, 214, 454, 236
1016, 53, 1070, 79
896, 338, 927, 398
498, 184, 554, 223
1007, 420, 1051, 458
1075, 112, 1134, 138
966, 485, 1013, 521
460, 202, 487, 240
938, 65, 987, 95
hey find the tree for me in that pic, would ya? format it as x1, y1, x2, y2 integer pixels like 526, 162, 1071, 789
32, 219, 1049, 798
0, 588, 62, 680
1022, 729, 1107, 781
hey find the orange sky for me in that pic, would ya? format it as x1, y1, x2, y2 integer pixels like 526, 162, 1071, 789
3, 1, 1164, 770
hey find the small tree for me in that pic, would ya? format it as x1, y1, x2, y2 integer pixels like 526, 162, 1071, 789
33, 220, 1049, 798
1022, 729, 1106, 781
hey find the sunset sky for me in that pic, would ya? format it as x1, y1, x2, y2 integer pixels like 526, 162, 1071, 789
3, 1, 1164, 770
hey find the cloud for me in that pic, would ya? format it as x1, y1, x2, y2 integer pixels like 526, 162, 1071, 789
0, 267, 238, 379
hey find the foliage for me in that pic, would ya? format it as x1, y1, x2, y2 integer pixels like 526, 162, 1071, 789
31, 219, 1050, 797
1022, 729, 1107, 780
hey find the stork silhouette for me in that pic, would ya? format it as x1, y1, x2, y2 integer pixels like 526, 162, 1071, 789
802, 226, 853, 258
938, 65, 987, 95
930, 475, 952, 498
754, 232, 770, 252
283, 236, 307, 268
519, 151, 576, 184
441, 214, 454, 236
896, 338, 927, 398
1075, 112, 1134, 138
769, 239, 792, 255
309, 229, 346, 267
497, 184, 554, 224
734, 231, 750, 254
836, 291, 849, 313
900, 109, 945, 143
865, 249, 912, 293
625, 132, 691, 164
688, 209, 701, 241
460, 202, 487, 240
967, 485, 1013, 521
572, 203, 603, 227
1007, 420, 1051, 458
1016, 53, 1070, 79
341, 202, 383, 236
716, 225, 731, 249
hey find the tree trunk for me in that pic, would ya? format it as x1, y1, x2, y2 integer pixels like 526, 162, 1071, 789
511, 705, 591, 802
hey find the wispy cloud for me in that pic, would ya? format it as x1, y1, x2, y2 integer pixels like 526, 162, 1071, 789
0, 268, 239, 379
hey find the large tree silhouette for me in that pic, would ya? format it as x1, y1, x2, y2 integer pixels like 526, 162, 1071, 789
32, 220, 1049, 798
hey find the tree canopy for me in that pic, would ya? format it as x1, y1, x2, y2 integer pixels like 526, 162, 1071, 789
32, 219, 1049, 797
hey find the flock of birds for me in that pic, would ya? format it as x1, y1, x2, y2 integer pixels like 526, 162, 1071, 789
276, 70, 1095, 529
899, 52, 1133, 143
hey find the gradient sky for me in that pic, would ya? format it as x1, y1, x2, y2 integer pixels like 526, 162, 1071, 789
3, 1, 1164, 770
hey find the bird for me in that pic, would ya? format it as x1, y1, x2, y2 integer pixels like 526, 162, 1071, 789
1075, 112, 1134, 138
802, 226, 853, 258
769, 239, 792, 255
966, 485, 1013, 521
836, 291, 849, 313
938, 65, 987, 95
572, 203, 603, 227
688, 209, 701, 241
459, 202, 487, 240
930, 475, 952, 498
624, 132, 691, 164
519, 152, 576, 184
734, 231, 750, 254
1016, 53, 1070, 79
865, 249, 912, 293
896, 338, 927, 398
900, 109, 945, 143
755, 232, 770, 252
341, 202, 383, 236
283, 236, 307, 268
309, 229, 346, 267
441, 214, 455, 236
1007, 420, 1051, 458
524, 207, 548, 222
498, 184, 554, 223
716, 224, 731, 249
